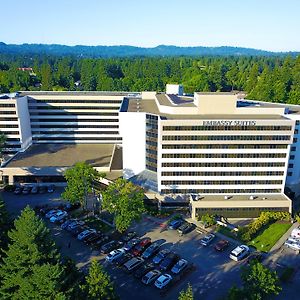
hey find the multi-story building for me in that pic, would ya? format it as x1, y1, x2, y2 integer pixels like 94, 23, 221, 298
1, 87, 300, 219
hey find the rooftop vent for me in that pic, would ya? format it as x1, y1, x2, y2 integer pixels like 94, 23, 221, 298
224, 195, 231, 200
249, 195, 256, 200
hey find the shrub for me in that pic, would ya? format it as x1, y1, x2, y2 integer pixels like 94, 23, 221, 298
239, 211, 291, 242
198, 214, 216, 227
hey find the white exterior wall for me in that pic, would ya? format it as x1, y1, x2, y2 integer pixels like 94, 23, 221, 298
15, 96, 32, 150
119, 112, 146, 178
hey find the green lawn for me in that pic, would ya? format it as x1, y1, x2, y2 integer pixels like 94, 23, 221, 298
250, 222, 292, 252
84, 217, 112, 233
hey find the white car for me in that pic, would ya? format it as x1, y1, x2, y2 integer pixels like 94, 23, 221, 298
154, 274, 172, 289
171, 259, 188, 274
50, 211, 68, 223
45, 209, 59, 219
106, 248, 125, 262
284, 238, 300, 251
229, 245, 250, 261
200, 234, 215, 246
77, 229, 96, 241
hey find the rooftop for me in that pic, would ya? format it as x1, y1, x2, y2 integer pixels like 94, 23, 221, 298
5, 143, 115, 168
18, 91, 140, 97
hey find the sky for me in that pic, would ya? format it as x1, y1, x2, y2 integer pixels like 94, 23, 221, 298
1, 0, 299, 52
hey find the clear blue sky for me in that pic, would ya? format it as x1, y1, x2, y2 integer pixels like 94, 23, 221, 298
1, 0, 299, 51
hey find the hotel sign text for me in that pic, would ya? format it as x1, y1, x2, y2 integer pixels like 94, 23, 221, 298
203, 120, 257, 126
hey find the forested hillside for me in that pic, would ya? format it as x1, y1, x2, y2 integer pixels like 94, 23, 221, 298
0, 55, 299, 104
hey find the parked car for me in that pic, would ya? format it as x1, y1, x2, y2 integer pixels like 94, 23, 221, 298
134, 263, 155, 279
92, 235, 110, 248
142, 269, 161, 285
106, 248, 125, 263
31, 186, 39, 194
50, 211, 68, 223
153, 249, 171, 264
84, 233, 103, 245
101, 240, 123, 254
132, 238, 151, 256
284, 238, 300, 251
200, 234, 215, 246
77, 229, 97, 241
246, 252, 263, 265
64, 202, 81, 212
114, 253, 134, 267
61, 219, 76, 230
70, 225, 89, 236
45, 209, 59, 219
121, 231, 137, 242
168, 219, 183, 230
47, 185, 55, 193
39, 186, 47, 194
229, 245, 250, 261
14, 186, 23, 195
22, 186, 32, 195
154, 274, 172, 289
141, 241, 161, 259
177, 222, 195, 235
123, 257, 144, 273
214, 239, 229, 252
66, 220, 85, 231
171, 258, 188, 274
159, 252, 179, 271
123, 238, 140, 251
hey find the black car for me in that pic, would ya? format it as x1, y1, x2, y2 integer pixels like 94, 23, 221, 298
114, 253, 134, 267
92, 235, 110, 249
39, 186, 47, 194
123, 238, 141, 252
121, 231, 137, 242
101, 240, 123, 254
64, 202, 81, 212
153, 249, 171, 264
70, 225, 89, 236
84, 233, 103, 245
141, 241, 161, 259
177, 222, 195, 235
134, 263, 155, 279
168, 219, 184, 230
159, 252, 179, 271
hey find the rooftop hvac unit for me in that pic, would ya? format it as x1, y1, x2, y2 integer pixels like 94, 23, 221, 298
249, 195, 256, 200
224, 195, 231, 200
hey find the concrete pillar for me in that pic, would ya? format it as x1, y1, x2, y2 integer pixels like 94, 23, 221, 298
8, 175, 14, 185
191, 205, 196, 220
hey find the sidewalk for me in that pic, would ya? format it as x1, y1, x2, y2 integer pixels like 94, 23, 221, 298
270, 221, 299, 253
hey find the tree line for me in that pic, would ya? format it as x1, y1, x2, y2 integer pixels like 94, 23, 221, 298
0, 55, 299, 104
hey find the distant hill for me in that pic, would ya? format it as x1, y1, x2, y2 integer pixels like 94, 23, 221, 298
0, 42, 298, 58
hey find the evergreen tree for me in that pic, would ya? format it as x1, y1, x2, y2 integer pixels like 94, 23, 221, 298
81, 259, 116, 300
0, 133, 6, 158
0, 206, 65, 299
178, 283, 194, 300
41, 62, 52, 90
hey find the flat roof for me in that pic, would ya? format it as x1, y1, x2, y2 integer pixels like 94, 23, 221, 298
5, 144, 115, 168
191, 193, 290, 202
156, 94, 195, 107
18, 91, 140, 97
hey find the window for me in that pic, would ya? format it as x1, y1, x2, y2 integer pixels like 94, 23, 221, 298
291, 146, 296, 151
296, 121, 300, 125
293, 138, 298, 143
290, 155, 295, 160
295, 129, 299, 134
288, 164, 294, 168
288, 172, 293, 176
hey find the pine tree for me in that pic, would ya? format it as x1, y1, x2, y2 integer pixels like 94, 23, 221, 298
0, 206, 65, 299
81, 259, 116, 300
178, 283, 194, 300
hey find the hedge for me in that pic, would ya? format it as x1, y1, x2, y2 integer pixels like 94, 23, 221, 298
238, 211, 291, 242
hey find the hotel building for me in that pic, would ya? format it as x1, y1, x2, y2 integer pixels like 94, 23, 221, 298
1, 85, 300, 219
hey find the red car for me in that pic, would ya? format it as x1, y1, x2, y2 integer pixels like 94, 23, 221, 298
132, 238, 151, 256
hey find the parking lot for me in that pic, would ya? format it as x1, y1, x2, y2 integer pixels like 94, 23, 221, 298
1, 189, 246, 300
3, 189, 300, 300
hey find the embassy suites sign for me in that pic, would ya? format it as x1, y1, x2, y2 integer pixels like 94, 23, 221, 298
203, 120, 257, 126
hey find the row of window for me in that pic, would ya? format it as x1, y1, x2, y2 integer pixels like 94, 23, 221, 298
162, 144, 288, 149
32, 137, 122, 141
32, 131, 119, 135
161, 180, 282, 185
30, 112, 119, 116
0, 104, 15, 107
30, 118, 118, 122
0, 117, 18, 121
162, 153, 286, 159
0, 131, 19, 135
161, 162, 285, 168
0, 111, 16, 115
29, 100, 123, 104
161, 171, 284, 176
31, 125, 119, 129
161, 188, 281, 194
162, 135, 291, 141
163, 125, 292, 131
0, 124, 19, 128
29, 106, 120, 110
